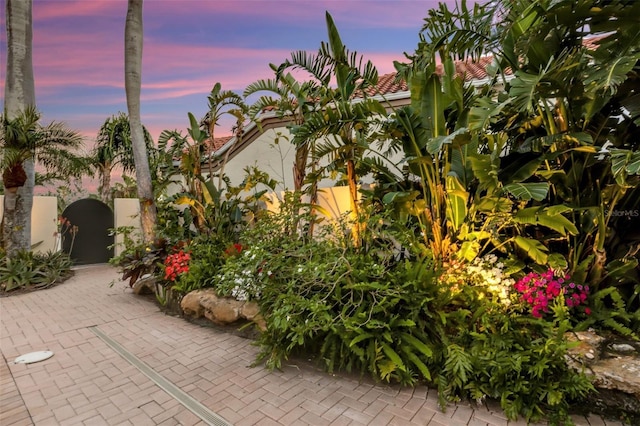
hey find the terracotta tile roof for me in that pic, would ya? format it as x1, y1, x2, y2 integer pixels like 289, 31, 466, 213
205, 135, 233, 152
361, 35, 604, 97
583, 33, 608, 50
438, 55, 500, 82
361, 56, 503, 97
368, 73, 408, 95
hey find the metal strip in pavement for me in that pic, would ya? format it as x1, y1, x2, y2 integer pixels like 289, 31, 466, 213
88, 326, 231, 426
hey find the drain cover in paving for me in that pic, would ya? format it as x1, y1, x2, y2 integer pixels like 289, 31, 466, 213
14, 351, 54, 364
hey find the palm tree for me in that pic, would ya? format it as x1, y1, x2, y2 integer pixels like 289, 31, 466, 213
3, 0, 35, 256
125, 0, 157, 244
92, 112, 154, 204
200, 83, 247, 184
244, 68, 324, 193
275, 12, 386, 244
1, 107, 85, 256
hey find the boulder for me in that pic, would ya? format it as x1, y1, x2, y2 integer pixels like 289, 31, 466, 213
132, 275, 156, 295
201, 294, 244, 324
180, 290, 206, 318
181, 289, 266, 330
591, 356, 640, 398
565, 330, 606, 367
241, 301, 267, 331
240, 301, 260, 320
565, 331, 640, 419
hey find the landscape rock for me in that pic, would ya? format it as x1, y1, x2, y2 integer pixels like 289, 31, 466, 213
202, 294, 244, 324
180, 290, 205, 318
181, 289, 266, 330
591, 356, 640, 398
565, 330, 640, 419
132, 275, 155, 295
610, 343, 636, 353
565, 331, 605, 364
241, 301, 267, 331
240, 301, 260, 320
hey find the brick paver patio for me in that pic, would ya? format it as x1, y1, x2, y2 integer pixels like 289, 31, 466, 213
0, 265, 627, 425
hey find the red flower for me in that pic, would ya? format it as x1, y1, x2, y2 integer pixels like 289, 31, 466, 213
164, 249, 190, 282
224, 243, 244, 257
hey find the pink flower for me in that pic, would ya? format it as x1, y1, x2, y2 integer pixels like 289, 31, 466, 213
514, 268, 590, 319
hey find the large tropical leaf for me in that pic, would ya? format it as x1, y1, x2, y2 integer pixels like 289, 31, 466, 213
586, 53, 640, 96
468, 97, 509, 131
445, 175, 468, 232
457, 240, 480, 262
509, 68, 548, 114
426, 127, 470, 155
469, 153, 499, 194
513, 206, 578, 236
604, 258, 639, 285
610, 148, 640, 186
410, 70, 447, 139
513, 236, 548, 264
498, 153, 544, 184
503, 182, 549, 201
473, 196, 513, 213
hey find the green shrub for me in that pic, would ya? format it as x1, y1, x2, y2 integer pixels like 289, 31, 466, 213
171, 233, 233, 295
110, 238, 172, 287
204, 195, 595, 424
0, 250, 73, 292
435, 290, 594, 424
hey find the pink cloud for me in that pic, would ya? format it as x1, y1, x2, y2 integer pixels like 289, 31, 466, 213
34, 0, 121, 19
4, 0, 466, 153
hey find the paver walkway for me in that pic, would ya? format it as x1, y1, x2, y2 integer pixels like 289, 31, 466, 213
0, 265, 628, 426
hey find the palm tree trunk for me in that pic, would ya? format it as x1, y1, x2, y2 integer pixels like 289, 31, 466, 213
293, 144, 309, 192
125, 0, 157, 244
3, 0, 35, 256
99, 162, 112, 204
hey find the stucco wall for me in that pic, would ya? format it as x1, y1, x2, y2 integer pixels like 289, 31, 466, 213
222, 128, 297, 191
113, 198, 142, 257
220, 127, 404, 192
0, 196, 141, 258
0, 195, 58, 253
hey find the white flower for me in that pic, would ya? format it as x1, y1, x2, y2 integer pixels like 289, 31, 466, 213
484, 254, 498, 264
231, 286, 248, 301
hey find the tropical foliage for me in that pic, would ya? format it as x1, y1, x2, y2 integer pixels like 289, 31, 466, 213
91, 112, 154, 204
103, 0, 640, 423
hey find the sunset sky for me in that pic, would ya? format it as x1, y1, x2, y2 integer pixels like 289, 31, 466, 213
0, 0, 466, 148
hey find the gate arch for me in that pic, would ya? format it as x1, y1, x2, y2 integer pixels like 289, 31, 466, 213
61, 199, 114, 265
